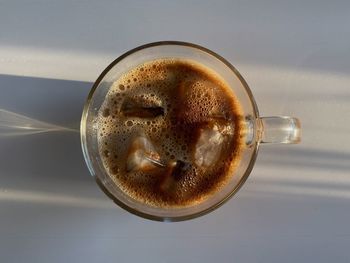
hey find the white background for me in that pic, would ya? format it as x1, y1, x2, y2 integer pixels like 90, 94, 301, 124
0, 1, 349, 262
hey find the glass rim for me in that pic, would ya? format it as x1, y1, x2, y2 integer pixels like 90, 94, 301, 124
80, 41, 260, 221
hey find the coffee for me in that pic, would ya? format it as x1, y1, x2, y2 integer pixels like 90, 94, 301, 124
97, 59, 244, 208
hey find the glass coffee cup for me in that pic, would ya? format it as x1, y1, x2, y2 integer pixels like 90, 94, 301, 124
80, 41, 301, 221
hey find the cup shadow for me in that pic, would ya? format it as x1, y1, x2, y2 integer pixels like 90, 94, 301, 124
1, 74, 348, 207
0, 74, 117, 209
258, 147, 350, 172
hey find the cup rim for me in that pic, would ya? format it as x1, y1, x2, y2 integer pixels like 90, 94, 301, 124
80, 41, 260, 221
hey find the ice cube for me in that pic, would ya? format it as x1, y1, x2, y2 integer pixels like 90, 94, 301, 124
160, 160, 192, 192
193, 124, 225, 168
126, 134, 162, 172
121, 96, 164, 118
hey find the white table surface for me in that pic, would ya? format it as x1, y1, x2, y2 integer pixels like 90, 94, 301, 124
1, 1, 349, 262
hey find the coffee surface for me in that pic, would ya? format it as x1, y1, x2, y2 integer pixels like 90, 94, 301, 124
97, 59, 244, 208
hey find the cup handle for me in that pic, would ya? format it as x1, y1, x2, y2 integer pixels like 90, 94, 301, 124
258, 116, 301, 144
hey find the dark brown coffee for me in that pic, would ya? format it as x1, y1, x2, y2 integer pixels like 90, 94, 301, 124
97, 59, 244, 208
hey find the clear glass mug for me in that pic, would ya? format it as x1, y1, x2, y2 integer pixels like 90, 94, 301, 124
81, 41, 301, 221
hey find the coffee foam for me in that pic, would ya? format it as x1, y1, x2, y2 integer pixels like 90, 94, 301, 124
97, 59, 244, 208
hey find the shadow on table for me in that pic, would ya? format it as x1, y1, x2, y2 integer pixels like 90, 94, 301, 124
0, 74, 348, 207
249, 146, 350, 201
0, 74, 115, 209
258, 147, 350, 172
